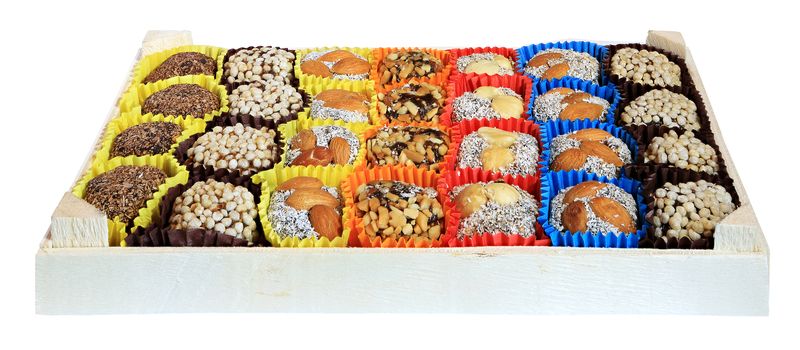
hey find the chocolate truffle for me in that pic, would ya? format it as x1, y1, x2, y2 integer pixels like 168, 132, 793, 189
452, 86, 524, 122
452, 181, 539, 239
187, 123, 279, 175
378, 50, 443, 85
310, 89, 370, 123
378, 82, 445, 123
610, 48, 681, 87
168, 179, 258, 244
84, 165, 167, 222
267, 176, 343, 240
286, 125, 360, 166
549, 181, 638, 235
223, 47, 296, 85
141, 84, 221, 118
457, 127, 539, 176
110, 122, 182, 158
228, 80, 304, 122
621, 89, 700, 130
456, 53, 514, 75
366, 126, 449, 170
143, 52, 217, 84
549, 128, 632, 178
355, 180, 443, 240
524, 49, 600, 83
651, 180, 736, 242
533, 87, 609, 122
300, 49, 370, 80
644, 130, 718, 174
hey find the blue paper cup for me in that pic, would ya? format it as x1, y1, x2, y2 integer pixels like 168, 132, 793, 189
529, 78, 621, 124
540, 120, 638, 177
516, 41, 608, 85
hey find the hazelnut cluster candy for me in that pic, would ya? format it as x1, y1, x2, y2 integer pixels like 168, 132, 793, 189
524, 49, 600, 83
355, 180, 443, 241
645, 130, 718, 174
452, 181, 539, 239
366, 126, 449, 170
378, 50, 443, 85
533, 87, 609, 122
378, 82, 445, 123
621, 89, 700, 130
286, 126, 360, 166
267, 176, 343, 240
549, 181, 638, 235
610, 48, 681, 87
310, 89, 370, 123
651, 180, 736, 242
229, 80, 304, 122
142, 84, 221, 119
456, 53, 514, 75
550, 128, 632, 178
452, 86, 525, 122
457, 127, 539, 176
169, 179, 258, 244
187, 123, 279, 175
300, 49, 370, 80
224, 47, 295, 85
143, 52, 217, 84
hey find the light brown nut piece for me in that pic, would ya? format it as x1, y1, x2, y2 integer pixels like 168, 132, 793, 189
292, 146, 333, 166
485, 182, 521, 205
527, 52, 563, 68
291, 130, 317, 151
493, 55, 513, 69
551, 148, 587, 172
301, 60, 332, 78
589, 197, 635, 233
545, 87, 575, 96
541, 62, 570, 80
477, 127, 518, 148
309, 205, 342, 240
579, 141, 623, 166
455, 184, 487, 217
276, 176, 324, 191
286, 188, 340, 210
568, 128, 613, 142
465, 60, 501, 75
474, 86, 502, 99
564, 181, 607, 204
329, 137, 351, 165
562, 201, 589, 232
332, 57, 370, 75
318, 49, 356, 62
491, 95, 524, 119
480, 146, 515, 172
559, 102, 604, 120
325, 97, 370, 115
561, 92, 592, 105
315, 89, 364, 103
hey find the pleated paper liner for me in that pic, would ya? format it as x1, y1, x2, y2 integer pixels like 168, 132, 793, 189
276, 119, 368, 174
294, 47, 374, 87
443, 73, 533, 126
444, 118, 543, 180
93, 111, 206, 165
72, 154, 189, 246
539, 170, 648, 248
118, 74, 229, 122
603, 43, 694, 91
221, 46, 299, 87
635, 167, 740, 250
174, 113, 288, 181
223, 79, 309, 128
125, 167, 266, 247
540, 120, 638, 177
621, 124, 731, 183
516, 41, 609, 85
614, 80, 712, 135
438, 169, 550, 247
252, 165, 352, 248
296, 76, 379, 125
358, 122, 452, 172
529, 77, 622, 125
446, 47, 520, 78
370, 47, 453, 88
375, 76, 450, 126
130, 45, 227, 86
341, 165, 449, 248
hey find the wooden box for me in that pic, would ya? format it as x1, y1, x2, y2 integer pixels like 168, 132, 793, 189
35, 30, 769, 315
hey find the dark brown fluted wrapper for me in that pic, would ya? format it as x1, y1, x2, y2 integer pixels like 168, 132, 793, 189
174, 112, 287, 180
614, 81, 712, 135
604, 43, 695, 93
125, 167, 268, 247
637, 167, 740, 250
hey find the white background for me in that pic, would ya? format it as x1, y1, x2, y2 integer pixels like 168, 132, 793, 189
0, 0, 797, 348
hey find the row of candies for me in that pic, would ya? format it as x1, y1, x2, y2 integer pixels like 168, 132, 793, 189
74, 41, 738, 249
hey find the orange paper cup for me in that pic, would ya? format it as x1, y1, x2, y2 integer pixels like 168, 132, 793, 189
370, 48, 453, 88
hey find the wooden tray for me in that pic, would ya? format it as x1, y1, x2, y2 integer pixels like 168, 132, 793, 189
35, 30, 769, 315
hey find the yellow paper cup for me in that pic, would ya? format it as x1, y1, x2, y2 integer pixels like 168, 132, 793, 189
131, 45, 226, 86
296, 76, 379, 126
118, 75, 229, 121
294, 47, 374, 87
73, 154, 189, 246
277, 118, 368, 172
